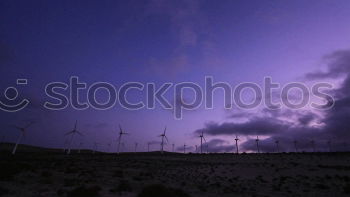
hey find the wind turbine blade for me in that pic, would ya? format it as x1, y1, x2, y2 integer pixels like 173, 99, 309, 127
76, 131, 84, 136
65, 130, 74, 136
165, 136, 169, 142
164, 126, 167, 135
203, 137, 206, 143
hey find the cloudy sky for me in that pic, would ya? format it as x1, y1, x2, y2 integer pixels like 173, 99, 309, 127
1, 0, 350, 153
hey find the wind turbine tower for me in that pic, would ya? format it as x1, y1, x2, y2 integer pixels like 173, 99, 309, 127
65, 120, 83, 155
12, 122, 35, 155
275, 140, 280, 153
255, 136, 260, 153
159, 126, 168, 154
199, 131, 206, 154
117, 125, 128, 154
293, 140, 298, 152
234, 135, 239, 154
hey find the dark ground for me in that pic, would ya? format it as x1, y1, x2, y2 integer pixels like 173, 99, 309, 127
1, 144, 350, 197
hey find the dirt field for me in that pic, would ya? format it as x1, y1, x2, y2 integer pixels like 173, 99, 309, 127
1, 148, 350, 197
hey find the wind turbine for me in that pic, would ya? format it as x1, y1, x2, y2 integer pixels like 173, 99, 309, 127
147, 142, 151, 152
199, 131, 206, 154
275, 140, 280, 153
172, 143, 175, 152
183, 143, 186, 154
234, 135, 239, 154
255, 136, 260, 153
117, 125, 128, 154
11, 122, 35, 155
158, 126, 168, 154
293, 140, 298, 152
65, 120, 83, 155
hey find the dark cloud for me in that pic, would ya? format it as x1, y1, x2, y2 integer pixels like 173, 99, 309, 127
204, 139, 234, 153
318, 50, 350, 141
240, 133, 327, 153
298, 113, 316, 126
305, 50, 350, 80
240, 138, 275, 153
195, 49, 350, 152
176, 144, 194, 152
175, 139, 234, 153
195, 117, 289, 136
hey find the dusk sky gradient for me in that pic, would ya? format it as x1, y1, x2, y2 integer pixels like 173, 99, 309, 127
1, 0, 350, 153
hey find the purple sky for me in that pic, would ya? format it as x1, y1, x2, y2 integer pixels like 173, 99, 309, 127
1, 0, 350, 153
